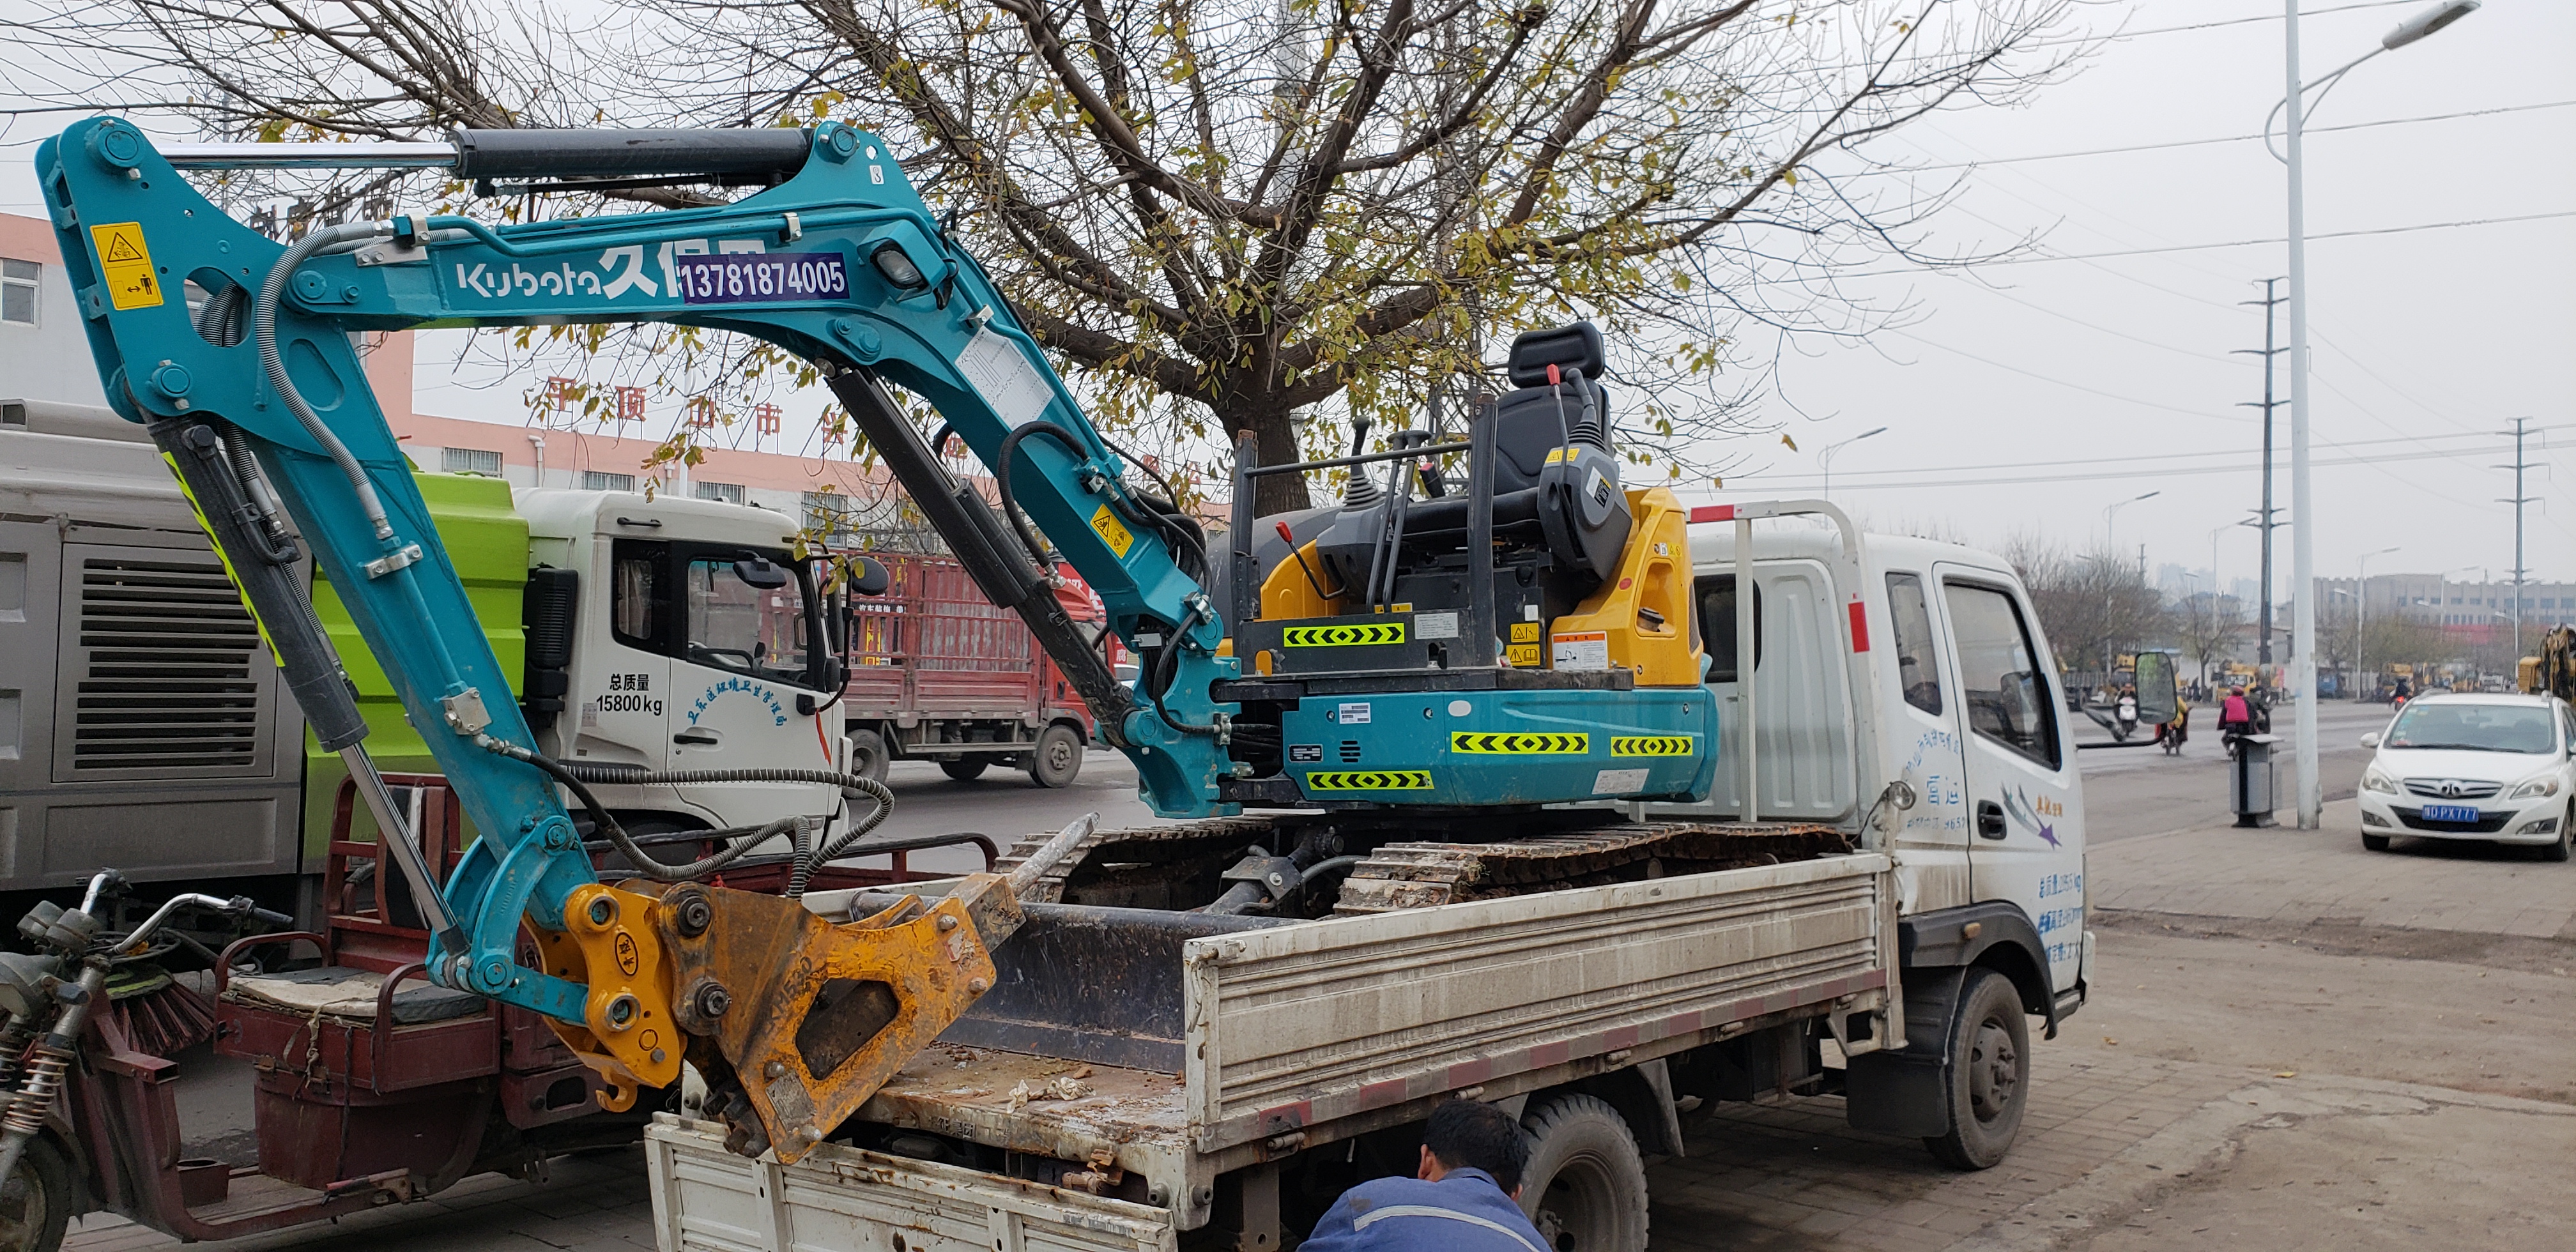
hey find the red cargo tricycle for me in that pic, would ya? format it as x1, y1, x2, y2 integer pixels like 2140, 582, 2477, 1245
0, 775, 990, 1252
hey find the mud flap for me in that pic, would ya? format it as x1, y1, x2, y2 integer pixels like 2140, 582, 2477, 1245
1843, 966, 1966, 1138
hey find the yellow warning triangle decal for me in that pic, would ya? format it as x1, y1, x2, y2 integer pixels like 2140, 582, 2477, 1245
103, 233, 142, 262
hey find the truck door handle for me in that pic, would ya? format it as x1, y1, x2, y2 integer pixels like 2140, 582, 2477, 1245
673, 728, 721, 747
1975, 800, 2006, 840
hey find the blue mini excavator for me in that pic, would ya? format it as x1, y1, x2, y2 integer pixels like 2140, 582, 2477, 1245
32, 119, 1717, 1161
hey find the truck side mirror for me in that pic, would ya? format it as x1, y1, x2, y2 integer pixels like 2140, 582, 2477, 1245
848, 554, 891, 598
733, 554, 790, 590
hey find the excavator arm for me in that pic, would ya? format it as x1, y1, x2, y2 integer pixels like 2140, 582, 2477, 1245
37, 118, 1234, 1161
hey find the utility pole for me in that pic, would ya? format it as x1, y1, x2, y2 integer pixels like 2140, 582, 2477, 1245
2497, 416, 2539, 662
2235, 278, 2286, 666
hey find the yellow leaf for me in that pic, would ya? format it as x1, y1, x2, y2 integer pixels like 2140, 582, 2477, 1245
1779, 434, 1798, 452
1782, 167, 1798, 188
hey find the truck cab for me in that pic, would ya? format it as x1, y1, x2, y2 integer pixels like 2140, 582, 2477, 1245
511, 488, 850, 836
1666, 510, 2092, 1028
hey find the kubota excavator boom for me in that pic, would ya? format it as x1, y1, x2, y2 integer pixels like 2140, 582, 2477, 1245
37, 116, 1717, 1159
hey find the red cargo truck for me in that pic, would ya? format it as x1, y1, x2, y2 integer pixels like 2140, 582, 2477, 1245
838, 554, 1103, 787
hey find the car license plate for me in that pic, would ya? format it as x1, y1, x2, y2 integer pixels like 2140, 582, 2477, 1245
2421, 804, 2480, 823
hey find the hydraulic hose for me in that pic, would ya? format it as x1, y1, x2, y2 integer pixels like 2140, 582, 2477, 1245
252, 220, 398, 540
478, 737, 877, 883
556, 759, 896, 887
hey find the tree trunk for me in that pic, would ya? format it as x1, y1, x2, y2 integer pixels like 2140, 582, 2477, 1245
1232, 404, 1313, 518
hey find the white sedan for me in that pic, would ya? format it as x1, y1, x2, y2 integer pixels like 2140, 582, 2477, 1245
2358, 692, 2575, 861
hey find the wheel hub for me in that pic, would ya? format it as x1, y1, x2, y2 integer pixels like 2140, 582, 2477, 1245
1968, 1019, 2019, 1122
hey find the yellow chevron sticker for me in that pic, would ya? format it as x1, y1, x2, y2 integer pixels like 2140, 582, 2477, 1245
1450, 732, 1590, 755
1282, 622, 1406, 647
1303, 770, 1434, 791
1611, 735, 1698, 757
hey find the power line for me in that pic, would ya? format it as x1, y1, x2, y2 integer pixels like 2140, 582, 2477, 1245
1854, 100, 2576, 175
1844, 210, 2576, 277
1806, 429, 2546, 484
2016, 1, 2421, 50
1887, 328, 2250, 424
1734, 441, 2532, 494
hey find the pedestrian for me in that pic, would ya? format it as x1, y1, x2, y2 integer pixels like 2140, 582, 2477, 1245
2218, 684, 2254, 757
1301, 1100, 1549, 1251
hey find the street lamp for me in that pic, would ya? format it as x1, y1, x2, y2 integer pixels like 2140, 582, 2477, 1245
2354, 546, 2399, 701
2275, 0, 2480, 829
2103, 491, 2159, 563
1816, 427, 1887, 500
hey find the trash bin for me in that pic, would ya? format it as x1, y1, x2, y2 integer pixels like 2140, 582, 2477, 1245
2232, 732, 2280, 828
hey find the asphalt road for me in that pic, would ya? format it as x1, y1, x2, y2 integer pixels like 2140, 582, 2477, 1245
857, 698, 2405, 865
2074, 698, 2393, 842
850, 751, 1163, 876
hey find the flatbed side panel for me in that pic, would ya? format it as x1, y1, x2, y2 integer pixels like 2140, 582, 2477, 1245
647, 1115, 1176, 1252
1185, 854, 1894, 1152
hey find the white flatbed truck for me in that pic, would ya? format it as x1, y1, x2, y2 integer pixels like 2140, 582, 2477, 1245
644, 503, 2094, 1251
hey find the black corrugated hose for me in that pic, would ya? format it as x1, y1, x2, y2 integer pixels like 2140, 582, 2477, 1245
477, 736, 894, 894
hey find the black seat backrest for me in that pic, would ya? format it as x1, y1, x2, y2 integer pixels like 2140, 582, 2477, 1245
1492, 321, 1609, 492
1506, 321, 1604, 387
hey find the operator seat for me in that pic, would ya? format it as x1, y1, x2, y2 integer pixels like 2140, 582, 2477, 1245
1234, 320, 1636, 621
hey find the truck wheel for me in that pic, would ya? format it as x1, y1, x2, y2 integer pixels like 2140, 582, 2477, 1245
1028, 724, 1083, 789
2361, 832, 2391, 852
939, 758, 989, 782
1924, 968, 2031, 1171
0, 1135, 75, 1252
850, 730, 891, 784
1517, 1094, 1648, 1252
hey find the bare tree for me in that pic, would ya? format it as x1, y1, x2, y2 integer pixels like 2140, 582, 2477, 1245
10, 0, 2078, 508
2007, 536, 2170, 692
2172, 590, 2244, 690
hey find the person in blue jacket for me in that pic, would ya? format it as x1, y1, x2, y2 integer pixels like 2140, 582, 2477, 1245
1301, 1099, 1550, 1251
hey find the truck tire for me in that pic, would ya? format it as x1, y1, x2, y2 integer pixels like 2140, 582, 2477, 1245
1924, 968, 2031, 1170
0, 1134, 75, 1252
1028, 724, 1084, 789
850, 729, 891, 784
1517, 1094, 1648, 1252
939, 758, 989, 782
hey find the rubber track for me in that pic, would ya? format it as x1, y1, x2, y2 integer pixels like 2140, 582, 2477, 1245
995, 816, 1848, 912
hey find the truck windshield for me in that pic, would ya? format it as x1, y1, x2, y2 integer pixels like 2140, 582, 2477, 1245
684, 555, 818, 689
2383, 703, 2556, 754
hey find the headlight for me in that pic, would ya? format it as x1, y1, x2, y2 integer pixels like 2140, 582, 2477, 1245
2363, 768, 2398, 795
2510, 774, 2563, 800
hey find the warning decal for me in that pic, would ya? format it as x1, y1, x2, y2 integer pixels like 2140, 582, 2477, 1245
1089, 504, 1135, 558
1611, 735, 1697, 757
1303, 770, 1433, 791
90, 222, 164, 310
1282, 622, 1406, 647
1552, 630, 1611, 671
1450, 731, 1589, 755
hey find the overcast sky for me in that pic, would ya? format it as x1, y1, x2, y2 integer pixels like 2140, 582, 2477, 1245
4, 1, 2568, 595
1744, 0, 2575, 595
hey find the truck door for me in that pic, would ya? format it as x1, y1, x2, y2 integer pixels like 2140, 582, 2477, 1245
1936, 570, 2084, 996
1880, 570, 1972, 912
666, 547, 839, 822
590, 539, 675, 773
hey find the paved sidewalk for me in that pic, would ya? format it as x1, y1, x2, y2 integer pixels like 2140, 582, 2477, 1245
66, 1154, 654, 1252
2087, 797, 2576, 939
63, 800, 2576, 1251
1646, 1049, 2244, 1252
